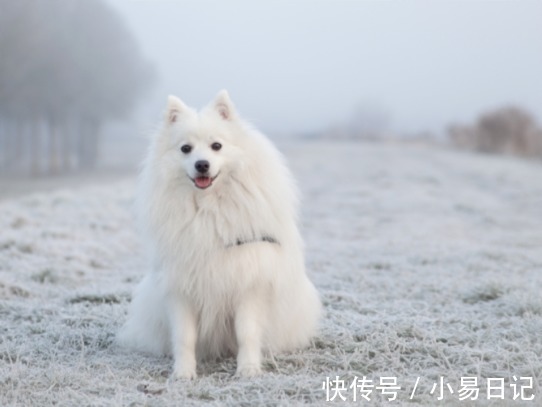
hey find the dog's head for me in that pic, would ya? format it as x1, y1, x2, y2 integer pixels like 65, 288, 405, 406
159, 90, 244, 190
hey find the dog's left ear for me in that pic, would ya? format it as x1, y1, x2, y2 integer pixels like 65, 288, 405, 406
213, 90, 236, 121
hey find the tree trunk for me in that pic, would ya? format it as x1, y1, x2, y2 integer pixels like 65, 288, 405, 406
77, 119, 89, 170
30, 118, 40, 176
59, 120, 70, 172
14, 120, 24, 173
88, 119, 101, 169
3, 120, 13, 172
0, 120, 5, 171
78, 118, 101, 170
48, 117, 60, 175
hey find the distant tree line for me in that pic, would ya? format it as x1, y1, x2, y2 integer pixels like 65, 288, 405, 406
448, 107, 542, 159
317, 104, 392, 141
0, 0, 154, 175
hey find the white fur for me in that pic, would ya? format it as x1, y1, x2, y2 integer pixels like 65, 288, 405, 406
117, 90, 321, 378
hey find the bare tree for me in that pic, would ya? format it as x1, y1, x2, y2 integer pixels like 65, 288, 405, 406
0, 0, 154, 175
321, 103, 392, 141
448, 106, 542, 158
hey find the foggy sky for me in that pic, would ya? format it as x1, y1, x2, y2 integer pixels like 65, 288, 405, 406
107, 0, 542, 136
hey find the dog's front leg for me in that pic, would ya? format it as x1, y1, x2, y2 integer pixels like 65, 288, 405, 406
169, 296, 197, 379
235, 290, 264, 377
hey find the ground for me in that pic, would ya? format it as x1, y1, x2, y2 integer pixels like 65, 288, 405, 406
1, 141, 541, 406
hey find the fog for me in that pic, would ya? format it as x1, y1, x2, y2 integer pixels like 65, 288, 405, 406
108, 0, 542, 135
1, 0, 542, 182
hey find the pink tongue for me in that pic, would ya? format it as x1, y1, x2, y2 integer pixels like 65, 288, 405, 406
195, 176, 212, 188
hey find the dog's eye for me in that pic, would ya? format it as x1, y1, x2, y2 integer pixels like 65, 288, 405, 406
180, 145, 192, 154
211, 142, 222, 151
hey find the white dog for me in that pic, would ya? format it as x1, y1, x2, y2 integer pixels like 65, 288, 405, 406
118, 91, 321, 378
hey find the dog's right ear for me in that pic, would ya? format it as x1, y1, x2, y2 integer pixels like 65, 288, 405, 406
213, 90, 237, 121
166, 95, 187, 124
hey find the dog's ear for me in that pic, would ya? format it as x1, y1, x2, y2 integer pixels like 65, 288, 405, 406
166, 95, 187, 124
213, 90, 236, 121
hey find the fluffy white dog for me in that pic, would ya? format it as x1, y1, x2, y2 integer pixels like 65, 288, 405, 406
118, 91, 321, 378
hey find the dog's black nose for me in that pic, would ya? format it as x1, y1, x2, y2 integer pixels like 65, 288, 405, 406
195, 160, 210, 174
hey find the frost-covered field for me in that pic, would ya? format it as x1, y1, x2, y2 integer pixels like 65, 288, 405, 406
1, 141, 541, 406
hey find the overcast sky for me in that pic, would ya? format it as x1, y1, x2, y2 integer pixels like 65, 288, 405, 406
107, 0, 542, 136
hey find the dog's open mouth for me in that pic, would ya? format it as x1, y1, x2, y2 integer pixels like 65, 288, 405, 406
191, 173, 219, 189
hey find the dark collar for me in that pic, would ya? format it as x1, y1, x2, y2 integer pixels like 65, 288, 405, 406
226, 235, 279, 249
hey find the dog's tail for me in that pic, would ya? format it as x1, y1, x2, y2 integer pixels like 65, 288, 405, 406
116, 273, 171, 355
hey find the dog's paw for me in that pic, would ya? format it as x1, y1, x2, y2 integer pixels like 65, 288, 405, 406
235, 364, 262, 378
171, 366, 197, 380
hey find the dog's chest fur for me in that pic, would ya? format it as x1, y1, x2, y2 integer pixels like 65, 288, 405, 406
152, 181, 279, 300
188, 180, 278, 249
